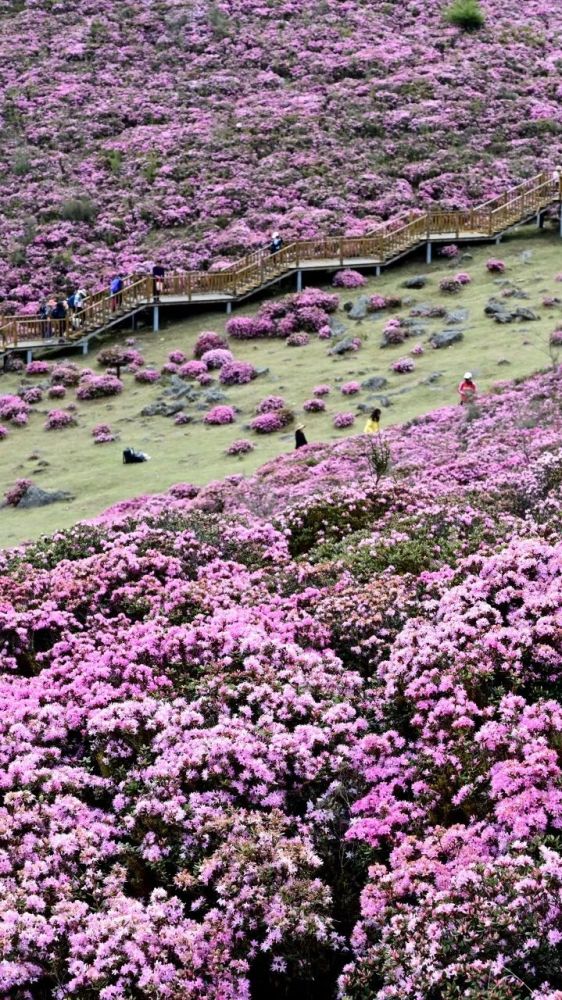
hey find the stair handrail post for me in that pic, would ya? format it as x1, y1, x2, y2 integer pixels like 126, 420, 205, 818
339, 237, 344, 266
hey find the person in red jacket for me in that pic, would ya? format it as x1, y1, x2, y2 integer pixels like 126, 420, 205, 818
458, 371, 477, 405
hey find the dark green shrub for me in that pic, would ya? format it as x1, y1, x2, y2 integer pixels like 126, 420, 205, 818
58, 198, 97, 223
445, 0, 485, 31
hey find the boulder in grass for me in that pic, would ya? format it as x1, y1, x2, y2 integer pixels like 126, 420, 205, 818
361, 376, 388, 390
402, 275, 428, 289
446, 308, 469, 324
430, 329, 464, 349
16, 485, 74, 509
513, 307, 539, 322
347, 295, 371, 320
141, 401, 185, 418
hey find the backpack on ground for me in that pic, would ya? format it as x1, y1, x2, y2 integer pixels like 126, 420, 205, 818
123, 447, 148, 464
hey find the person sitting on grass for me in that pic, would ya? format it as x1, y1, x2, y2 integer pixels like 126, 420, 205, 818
364, 408, 381, 434
458, 372, 477, 405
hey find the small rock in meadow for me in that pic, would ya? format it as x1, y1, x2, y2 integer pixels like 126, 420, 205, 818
429, 329, 464, 349
520, 250, 533, 263
513, 307, 538, 321
141, 401, 185, 418
329, 318, 347, 336
497, 359, 511, 366
17, 485, 74, 509
361, 375, 388, 390
347, 296, 370, 320
446, 308, 469, 324
402, 275, 428, 289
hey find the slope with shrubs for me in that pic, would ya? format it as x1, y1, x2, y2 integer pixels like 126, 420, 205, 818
0, 367, 561, 998
1, 0, 562, 312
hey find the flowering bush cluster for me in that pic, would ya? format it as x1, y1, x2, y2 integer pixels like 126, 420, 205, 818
440, 243, 459, 258
4, 477, 32, 506
194, 332, 228, 358
134, 368, 161, 384
76, 374, 124, 400
22, 386, 43, 404
333, 411, 356, 428
227, 291, 339, 343
97, 347, 145, 368
439, 276, 462, 293
51, 363, 81, 387
332, 269, 366, 288
250, 407, 294, 433
179, 360, 207, 380
25, 360, 50, 377
341, 381, 361, 395
0, 366, 562, 997
410, 342, 425, 356
200, 348, 234, 369
286, 331, 310, 347
47, 384, 66, 399
381, 316, 407, 346
204, 404, 236, 425
44, 408, 77, 431
0, 394, 30, 426
455, 270, 472, 284
219, 360, 257, 385
226, 438, 255, 455
92, 423, 116, 444
256, 395, 286, 414
368, 294, 402, 312
391, 356, 415, 373
0, 425, 8, 440
487, 257, 506, 273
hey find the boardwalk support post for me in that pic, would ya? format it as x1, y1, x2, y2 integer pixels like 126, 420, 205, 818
426, 242, 432, 264
26, 349, 33, 364
375, 266, 381, 277
153, 305, 160, 332
82, 339, 88, 355
226, 301, 232, 315
495, 234, 502, 244
131, 312, 136, 331
296, 270, 302, 292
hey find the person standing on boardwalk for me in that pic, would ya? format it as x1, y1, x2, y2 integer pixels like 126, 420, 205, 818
458, 372, 477, 405
152, 265, 165, 301
295, 423, 307, 448
269, 232, 283, 254
110, 274, 124, 312
364, 408, 381, 434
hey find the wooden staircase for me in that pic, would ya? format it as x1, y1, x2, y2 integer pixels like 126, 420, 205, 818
1, 171, 559, 358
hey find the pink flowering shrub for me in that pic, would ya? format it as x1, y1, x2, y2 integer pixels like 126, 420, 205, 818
382, 317, 407, 345
194, 331, 228, 357
226, 438, 255, 455
174, 412, 191, 425
47, 384, 66, 399
341, 381, 361, 395
219, 361, 257, 385
44, 409, 76, 431
168, 349, 187, 364
313, 385, 331, 396
25, 360, 50, 377
368, 294, 402, 312
250, 407, 294, 433
97, 347, 144, 368
332, 269, 366, 288
286, 331, 310, 347
92, 423, 116, 444
455, 271, 472, 285
487, 257, 506, 273
204, 405, 236, 425
318, 325, 332, 340
4, 477, 32, 506
0, 394, 30, 426
179, 360, 207, 379
440, 243, 459, 258
160, 362, 179, 375
439, 276, 462, 293
550, 329, 562, 347
333, 412, 355, 428
76, 374, 124, 400
22, 386, 43, 404
0, 425, 8, 440
256, 395, 286, 414
225, 316, 258, 340
197, 372, 213, 386
303, 398, 326, 412
50, 363, 81, 387
391, 356, 415, 373
410, 342, 425, 356
134, 368, 161, 384
201, 348, 234, 369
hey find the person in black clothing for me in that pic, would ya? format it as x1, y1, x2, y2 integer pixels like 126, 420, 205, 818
295, 423, 307, 449
152, 265, 166, 301
269, 232, 283, 254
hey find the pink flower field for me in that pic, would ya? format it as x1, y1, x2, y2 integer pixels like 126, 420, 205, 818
1, 0, 561, 312
0, 366, 561, 997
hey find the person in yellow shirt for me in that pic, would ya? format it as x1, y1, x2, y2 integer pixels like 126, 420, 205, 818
364, 408, 381, 434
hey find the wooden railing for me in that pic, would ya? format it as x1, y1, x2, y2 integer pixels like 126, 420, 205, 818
1, 171, 559, 352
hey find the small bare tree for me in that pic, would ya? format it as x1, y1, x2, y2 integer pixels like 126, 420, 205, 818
364, 434, 391, 485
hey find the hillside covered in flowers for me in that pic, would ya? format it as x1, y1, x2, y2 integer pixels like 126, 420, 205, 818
1, 367, 561, 998
1, 0, 562, 312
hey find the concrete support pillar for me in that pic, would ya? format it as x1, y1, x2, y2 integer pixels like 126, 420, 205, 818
131, 312, 136, 331
296, 270, 303, 292
226, 301, 233, 315
153, 305, 160, 332
536, 211, 542, 229
495, 234, 502, 244
425, 242, 432, 264
375, 265, 381, 277
82, 339, 88, 355
26, 349, 33, 364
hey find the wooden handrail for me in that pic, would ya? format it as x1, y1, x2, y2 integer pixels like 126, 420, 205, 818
1, 172, 559, 352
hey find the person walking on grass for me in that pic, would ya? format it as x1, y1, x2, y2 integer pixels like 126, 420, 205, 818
458, 372, 477, 405
364, 408, 381, 434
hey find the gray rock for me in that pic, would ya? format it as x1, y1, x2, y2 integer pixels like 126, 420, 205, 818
520, 250, 533, 263
377, 396, 393, 407
329, 318, 347, 337
347, 295, 371, 320
361, 375, 388, 390
141, 401, 185, 418
402, 275, 428, 289
402, 297, 416, 306
356, 403, 371, 413
429, 329, 464, 349
255, 367, 270, 376
513, 307, 538, 321
329, 337, 360, 355
422, 372, 443, 384
17, 485, 74, 509
485, 298, 513, 323
460, 253, 473, 261
497, 359, 511, 366
204, 389, 228, 404
410, 303, 446, 319
446, 308, 469, 324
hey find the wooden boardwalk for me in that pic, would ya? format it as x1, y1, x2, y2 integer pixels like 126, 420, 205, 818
1, 171, 560, 360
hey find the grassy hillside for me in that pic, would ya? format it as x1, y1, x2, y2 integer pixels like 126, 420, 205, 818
1, 226, 561, 547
